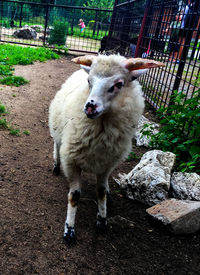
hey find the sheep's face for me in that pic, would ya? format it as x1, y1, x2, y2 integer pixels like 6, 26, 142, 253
72, 55, 165, 119
84, 73, 126, 119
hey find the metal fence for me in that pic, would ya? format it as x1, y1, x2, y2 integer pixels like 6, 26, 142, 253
107, 0, 200, 110
0, 0, 199, 111
0, 0, 112, 53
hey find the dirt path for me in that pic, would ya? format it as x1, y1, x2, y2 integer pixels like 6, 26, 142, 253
0, 56, 200, 275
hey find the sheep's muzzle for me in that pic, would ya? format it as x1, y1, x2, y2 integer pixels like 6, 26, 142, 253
84, 102, 99, 119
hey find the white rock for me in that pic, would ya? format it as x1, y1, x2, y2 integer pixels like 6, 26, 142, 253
146, 199, 200, 234
171, 172, 200, 200
115, 150, 176, 205
135, 115, 159, 147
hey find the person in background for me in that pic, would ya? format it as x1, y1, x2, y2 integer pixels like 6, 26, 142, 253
78, 19, 85, 33
178, 0, 195, 60
164, 14, 182, 63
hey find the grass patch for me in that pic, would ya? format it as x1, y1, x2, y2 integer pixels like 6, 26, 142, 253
0, 44, 60, 87
0, 76, 29, 87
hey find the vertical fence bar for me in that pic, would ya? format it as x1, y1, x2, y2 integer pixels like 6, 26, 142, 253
43, 2, 49, 46
0, 0, 3, 41
93, 10, 98, 36
134, 0, 151, 57
19, 3, 23, 28
171, 0, 199, 105
108, 0, 119, 39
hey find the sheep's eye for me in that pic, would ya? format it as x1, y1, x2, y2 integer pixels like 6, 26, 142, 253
88, 79, 90, 85
108, 86, 115, 93
115, 82, 123, 89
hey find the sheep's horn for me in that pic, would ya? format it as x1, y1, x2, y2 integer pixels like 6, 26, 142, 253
71, 55, 97, 66
124, 58, 165, 71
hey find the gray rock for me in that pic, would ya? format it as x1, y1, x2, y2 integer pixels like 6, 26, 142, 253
146, 199, 200, 234
115, 150, 176, 205
135, 115, 159, 147
30, 25, 44, 32
171, 172, 200, 200
13, 28, 37, 39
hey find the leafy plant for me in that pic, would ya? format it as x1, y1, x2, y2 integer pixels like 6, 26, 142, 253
143, 90, 200, 173
48, 20, 68, 46
0, 103, 8, 129
23, 130, 30, 135
9, 128, 20, 136
0, 76, 29, 87
126, 152, 137, 162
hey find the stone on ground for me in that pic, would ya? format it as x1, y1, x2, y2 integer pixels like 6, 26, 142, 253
171, 172, 200, 200
115, 150, 176, 205
146, 199, 200, 234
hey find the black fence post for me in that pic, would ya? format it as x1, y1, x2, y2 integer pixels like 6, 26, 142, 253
19, 3, 23, 28
108, 0, 119, 39
71, 9, 74, 35
0, 0, 3, 41
93, 10, 98, 36
43, 2, 49, 46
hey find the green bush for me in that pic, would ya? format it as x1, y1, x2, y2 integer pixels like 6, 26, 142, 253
142, 90, 200, 173
88, 20, 95, 29
48, 20, 68, 46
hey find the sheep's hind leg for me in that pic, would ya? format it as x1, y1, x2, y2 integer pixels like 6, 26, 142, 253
53, 142, 60, 176
63, 168, 81, 246
96, 173, 109, 234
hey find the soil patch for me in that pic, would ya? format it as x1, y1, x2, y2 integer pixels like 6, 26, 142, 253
0, 56, 200, 275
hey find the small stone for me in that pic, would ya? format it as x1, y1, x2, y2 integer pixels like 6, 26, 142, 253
146, 199, 200, 234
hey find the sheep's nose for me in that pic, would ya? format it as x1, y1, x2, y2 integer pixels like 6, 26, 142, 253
84, 101, 98, 119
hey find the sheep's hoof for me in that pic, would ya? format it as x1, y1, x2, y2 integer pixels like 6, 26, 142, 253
63, 226, 76, 246
53, 164, 60, 176
96, 215, 107, 234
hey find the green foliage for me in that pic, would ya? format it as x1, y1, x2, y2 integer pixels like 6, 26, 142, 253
143, 90, 200, 174
0, 76, 29, 87
88, 20, 95, 29
83, 0, 114, 23
0, 44, 60, 86
9, 128, 20, 136
0, 103, 6, 115
48, 20, 68, 46
0, 103, 8, 129
0, 44, 60, 66
23, 130, 30, 135
126, 152, 137, 162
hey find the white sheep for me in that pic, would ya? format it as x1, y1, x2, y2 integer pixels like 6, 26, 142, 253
49, 54, 164, 245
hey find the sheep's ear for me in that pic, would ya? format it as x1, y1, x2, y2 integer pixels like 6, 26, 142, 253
71, 55, 97, 67
80, 64, 91, 73
124, 58, 165, 71
131, 69, 148, 78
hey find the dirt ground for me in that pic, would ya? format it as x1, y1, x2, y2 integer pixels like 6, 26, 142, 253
0, 56, 200, 275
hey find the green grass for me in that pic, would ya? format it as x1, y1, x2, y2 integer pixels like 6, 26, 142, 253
0, 44, 60, 87
68, 26, 108, 40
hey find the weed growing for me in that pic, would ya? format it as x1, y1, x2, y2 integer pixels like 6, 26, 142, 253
142, 90, 200, 174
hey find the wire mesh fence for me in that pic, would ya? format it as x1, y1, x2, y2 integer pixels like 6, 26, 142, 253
0, 0, 199, 112
0, 0, 112, 53
108, 0, 200, 110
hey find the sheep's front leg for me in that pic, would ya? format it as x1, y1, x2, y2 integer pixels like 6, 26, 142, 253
96, 173, 109, 233
64, 168, 81, 245
53, 141, 60, 176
